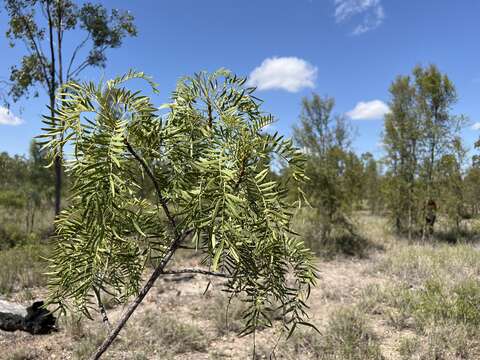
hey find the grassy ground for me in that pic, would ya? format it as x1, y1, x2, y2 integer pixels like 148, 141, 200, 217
1, 213, 480, 359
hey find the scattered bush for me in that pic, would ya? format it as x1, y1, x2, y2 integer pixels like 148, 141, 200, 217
0, 223, 28, 249
285, 308, 384, 360
396, 325, 480, 360
410, 278, 480, 328
137, 310, 207, 354
72, 328, 107, 360
397, 336, 420, 360
205, 294, 249, 335
293, 208, 372, 258
71, 310, 208, 358
373, 243, 480, 286
9, 348, 40, 360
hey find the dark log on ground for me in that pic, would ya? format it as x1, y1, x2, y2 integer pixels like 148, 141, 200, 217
0, 300, 56, 334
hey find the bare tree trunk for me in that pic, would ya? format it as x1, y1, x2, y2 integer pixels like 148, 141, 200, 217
408, 207, 412, 242
54, 145, 62, 215
46, 0, 62, 216
88, 230, 190, 360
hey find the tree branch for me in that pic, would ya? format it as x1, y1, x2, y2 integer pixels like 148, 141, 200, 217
177, 245, 207, 250
66, 35, 90, 81
11, 4, 51, 89
88, 140, 193, 358
162, 268, 231, 278
89, 228, 193, 360
45, 0, 56, 97
93, 287, 111, 331
69, 45, 108, 80
124, 138, 178, 237
56, 0, 64, 86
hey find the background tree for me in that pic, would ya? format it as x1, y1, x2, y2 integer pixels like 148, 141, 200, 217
292, 94, 363, 254
3, 0, 137, 215
436, 138, 467, 233
383, 65, 464, 239
41, 70, 318, 359
414, 65, 458, 196
464, 140, 480, 218
360, 152, 382, 214
383, 74, 421, 237
0, 141, 54, 247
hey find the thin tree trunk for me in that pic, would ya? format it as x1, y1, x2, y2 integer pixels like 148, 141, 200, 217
46, 0, 61, 216
89, 230, 190, 360
89, 140, 188, 359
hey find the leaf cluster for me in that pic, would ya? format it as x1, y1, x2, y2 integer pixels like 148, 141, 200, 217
40, 69, 318, 337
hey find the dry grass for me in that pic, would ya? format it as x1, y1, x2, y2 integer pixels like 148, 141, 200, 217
282, 307, 384, 360
2, 213, 480, 359
68, 309, 208, 359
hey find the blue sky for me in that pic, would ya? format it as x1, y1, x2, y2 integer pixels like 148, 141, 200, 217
1, 0, 479, 158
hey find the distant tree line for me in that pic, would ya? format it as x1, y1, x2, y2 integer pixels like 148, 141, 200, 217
287, 64, 480, 252
0, 141, 55, 247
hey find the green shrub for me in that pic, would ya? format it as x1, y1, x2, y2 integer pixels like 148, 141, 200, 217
293, 208, 372, 258
397, 336, 419, 359
285, 308, 384, 360
396, 324, 480, 359
369, 278, 480, 331
374, 244, 480, 286
0, 223, 27, 249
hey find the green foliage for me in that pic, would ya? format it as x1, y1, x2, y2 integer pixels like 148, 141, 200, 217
292, 208, 371, 258
361, 152, 383, 214
292, 93, 364, 254
383, 64, 465, 238
4, 0, 138, 215
40, 69, 317, 338
4, 0, 137, 100
0, 144, 55, 245
464, 142, 480, 218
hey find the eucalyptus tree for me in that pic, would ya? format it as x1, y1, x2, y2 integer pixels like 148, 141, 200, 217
40, 70, 318, 359
292, 93, 357, 244
414, 64, 459, 195
383, 65, 464, 238
437, 138, 467, 233
361, 152, 382, 214
3, 0, 137, 215
464, 140, 480, 217
383, 74, 421, 236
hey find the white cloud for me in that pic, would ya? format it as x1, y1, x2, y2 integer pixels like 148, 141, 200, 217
247, 57, 318, 92
346, 100, 390, 120
471, 122, 480, 130
334, 0, 385, 35
0, 107, 23, 126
